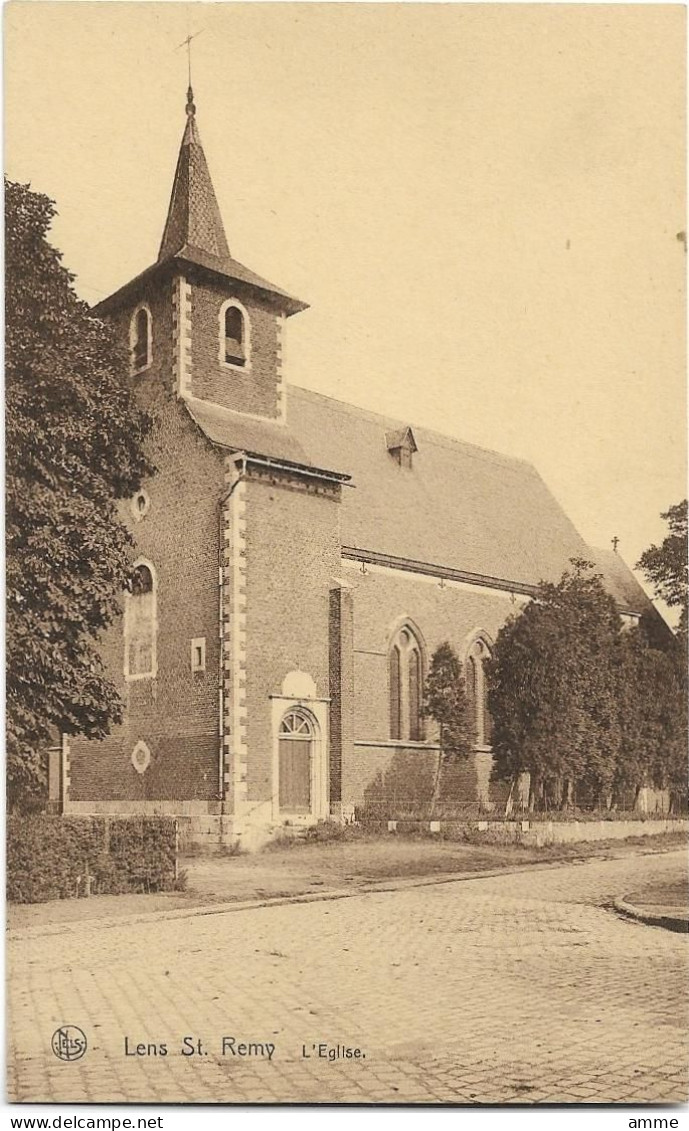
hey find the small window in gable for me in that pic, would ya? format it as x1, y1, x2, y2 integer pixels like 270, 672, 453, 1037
221, 301, 249, 368
386, 427, 418, 469
130, 305, 152, 374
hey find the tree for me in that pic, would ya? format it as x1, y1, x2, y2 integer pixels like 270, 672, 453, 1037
614, 627, 687, 813
422, 642, 471, 816
613, 627, 666, 807
637, 500, 688, 642
486, 560, 622, 811
5, 179, 152, 810
646, 645, 688, 813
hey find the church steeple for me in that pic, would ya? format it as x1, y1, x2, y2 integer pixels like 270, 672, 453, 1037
96, 82, 308, 404
158, 87, 231, 263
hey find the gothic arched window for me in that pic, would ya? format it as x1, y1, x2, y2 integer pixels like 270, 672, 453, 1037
221, 300, 249, 368
124, 562, 157, 680
466, 636, 493, 748
130, 305, 152, 374
389, 624, 425, 742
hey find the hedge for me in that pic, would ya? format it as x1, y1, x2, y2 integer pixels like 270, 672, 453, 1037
7, 815, 178, 904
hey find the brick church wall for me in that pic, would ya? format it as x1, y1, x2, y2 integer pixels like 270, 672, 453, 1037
104, 274, 176, 395
240, 472, 341, 807
339, 563, 526, 814
69, 261, 532, 824
188, 277, 281, 417
68, 309, 226, 803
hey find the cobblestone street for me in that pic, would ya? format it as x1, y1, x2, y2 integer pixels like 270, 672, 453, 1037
7, 848, 688, 1105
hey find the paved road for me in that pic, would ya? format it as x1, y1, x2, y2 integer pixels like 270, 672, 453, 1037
7, 848, 688, 1104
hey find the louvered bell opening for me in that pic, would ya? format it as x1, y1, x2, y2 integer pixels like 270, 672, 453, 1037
225, 336, 245, 367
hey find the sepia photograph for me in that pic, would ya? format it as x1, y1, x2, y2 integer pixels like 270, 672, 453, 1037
4, 0, 688, 1110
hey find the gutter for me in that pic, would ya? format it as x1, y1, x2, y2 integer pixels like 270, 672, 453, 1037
240, 450, 352, 486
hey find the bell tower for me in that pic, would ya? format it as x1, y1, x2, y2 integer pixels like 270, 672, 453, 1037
95, 88, 308, 422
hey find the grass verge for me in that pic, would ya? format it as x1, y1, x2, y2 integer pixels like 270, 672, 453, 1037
8, 829, 687, 932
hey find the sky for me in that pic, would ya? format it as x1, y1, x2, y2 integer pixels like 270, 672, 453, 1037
4, 2, 686, 616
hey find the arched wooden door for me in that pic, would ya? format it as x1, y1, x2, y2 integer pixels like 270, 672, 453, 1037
278, 708, 315, 814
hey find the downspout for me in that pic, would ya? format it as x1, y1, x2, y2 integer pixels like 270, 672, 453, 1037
217, 453, 247, 803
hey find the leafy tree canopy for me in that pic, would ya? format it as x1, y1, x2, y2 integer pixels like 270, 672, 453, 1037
637, 500, 688, 640
422, 641, 471, 760
422, 641, 471, 818
5, 178, 153, 810
486, 559, 622, 809
614, 627, 687, 804
487, 557, 687, 812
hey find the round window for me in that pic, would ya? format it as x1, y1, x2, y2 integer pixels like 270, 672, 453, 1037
131, 741, 151, 775
130, 490, 150, 521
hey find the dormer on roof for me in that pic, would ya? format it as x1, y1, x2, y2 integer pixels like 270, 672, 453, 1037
386, 426, 418, 469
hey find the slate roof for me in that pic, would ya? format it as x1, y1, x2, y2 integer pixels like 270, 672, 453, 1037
284, 387, 650, 607
183, 397, 313, 468
589, 547, 656, 617
95, 252, 307, 319
183, 385, 652, 614
158, 99, 231, 263
172, 245, 307, 311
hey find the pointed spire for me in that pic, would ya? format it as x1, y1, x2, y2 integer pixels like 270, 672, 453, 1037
158, 87, 231, 263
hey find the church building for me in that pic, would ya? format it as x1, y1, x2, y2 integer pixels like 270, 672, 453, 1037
56, 89, 655, 849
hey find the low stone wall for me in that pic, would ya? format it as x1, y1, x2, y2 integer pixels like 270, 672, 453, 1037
65, 799, 222, 816
384, 817, 688, 846
520, 818, 688, 847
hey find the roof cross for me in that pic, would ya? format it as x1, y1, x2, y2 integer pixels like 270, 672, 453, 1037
177, 28, 204, 88
611, 535, 620, 553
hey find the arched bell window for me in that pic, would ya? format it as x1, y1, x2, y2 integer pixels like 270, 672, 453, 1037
220, 300, 250, 368
389, 623, 425, 742
466, 635, 493, 748
130, 304, 152, 374
124, 561, 157, 680
278, 708, 315, 813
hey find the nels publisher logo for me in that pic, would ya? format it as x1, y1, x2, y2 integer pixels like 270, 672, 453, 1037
51, 1026, 87, 1062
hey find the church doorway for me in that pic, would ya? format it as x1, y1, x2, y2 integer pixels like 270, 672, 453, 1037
278, 708, 316, 814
